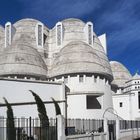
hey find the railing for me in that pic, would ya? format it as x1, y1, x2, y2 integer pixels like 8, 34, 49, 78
120, 120, 140, 130
0, 117, 57, 140
66, 119, 104, 135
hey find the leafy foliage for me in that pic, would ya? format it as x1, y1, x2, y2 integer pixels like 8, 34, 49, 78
3, 97, 16, 140
51, 98, 61, 115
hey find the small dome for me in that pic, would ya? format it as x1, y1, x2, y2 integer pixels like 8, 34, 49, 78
110, 61, 132, 87
0, 34, 48, 78
50, 41, 113, 80
132, 73, 140, 80
62, 18, 85, 25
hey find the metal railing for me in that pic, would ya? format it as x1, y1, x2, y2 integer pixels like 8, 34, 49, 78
66, 119, 104, 135
0, 117, 57, 140
120, 120, 140, 130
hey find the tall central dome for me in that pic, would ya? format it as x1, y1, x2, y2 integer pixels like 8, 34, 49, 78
49, 18, 113, 81
51, 41, 113, 80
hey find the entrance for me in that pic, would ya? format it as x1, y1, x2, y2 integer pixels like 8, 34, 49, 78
108, 120, 116, 140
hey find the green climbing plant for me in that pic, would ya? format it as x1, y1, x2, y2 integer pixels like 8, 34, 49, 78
3, 97, 16, 140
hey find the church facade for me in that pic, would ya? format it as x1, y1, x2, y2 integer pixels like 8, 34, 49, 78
0, 18, 139, 120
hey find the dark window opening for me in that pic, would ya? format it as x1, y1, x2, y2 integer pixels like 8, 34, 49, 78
86, 95, 101, 109
138, 92, 140, 109
64, 77, 68, 84
94, 76, 97, 83
119, 102, 123, 107
79, 75, 83, 83
43, 34, 47, 44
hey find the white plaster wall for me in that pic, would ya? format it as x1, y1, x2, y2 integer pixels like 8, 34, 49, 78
0, 79, 65, 118
130, 91, 140, 120
66, 133, 106, 140
113, 90, 140, 120
120, 128, 140, 140
113, 95, 130, 120
98, 34, 107, 54
57, 75, 113, 119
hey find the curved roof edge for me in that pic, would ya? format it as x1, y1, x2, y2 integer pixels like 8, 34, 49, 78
110, 60, 132, 88
61, 18, 85, 23
13, 18, 49, 30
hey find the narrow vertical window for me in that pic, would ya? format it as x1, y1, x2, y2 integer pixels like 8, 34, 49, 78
88, 24, 92, 45
84, 22, 93, 46
35, 23, 44, 48
56, 22, 63, 46
79, 75, 83, 83
38, 25, 42, 46
64, 77, 68, 84
119, 102, 123, 107
5, 22, 11, 48
6, 25, 10, 46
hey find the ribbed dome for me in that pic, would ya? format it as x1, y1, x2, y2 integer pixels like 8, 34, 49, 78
13, 18, 49, 49
110, 61, 132, 87
50, 41, 113, 80
0, 34, 48, 78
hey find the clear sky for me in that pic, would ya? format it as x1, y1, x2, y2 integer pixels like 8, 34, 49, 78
0, 0, 140, 75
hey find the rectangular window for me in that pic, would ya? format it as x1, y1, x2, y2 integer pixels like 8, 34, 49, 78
88, 25, 92, 45
38, 25, 42, 46
57, 25, 61, 46
64, 77, 68, 84
94, 76, 97, 83
79, 75, 83, 83
6, 25, 10, 47
119, 102, 123, 107
138, 92, 140, 109
86, 95, 101, 109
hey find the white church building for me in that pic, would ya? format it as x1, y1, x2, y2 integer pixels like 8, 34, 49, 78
0, 18, 139, 120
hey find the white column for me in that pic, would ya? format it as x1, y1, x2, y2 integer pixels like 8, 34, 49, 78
57, 115, 66, 140
83, 75, 86, 83
104, 118, 109, 140
0, 116, 4, 140
97, 76, 100, 83
116, 119, 120, 140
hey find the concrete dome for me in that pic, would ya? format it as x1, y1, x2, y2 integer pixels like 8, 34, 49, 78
13, 18, 49, 49
0, 34, 48, 78
110, 61, 132, 87
51, 18, 105, 53
50, 41, 113, 80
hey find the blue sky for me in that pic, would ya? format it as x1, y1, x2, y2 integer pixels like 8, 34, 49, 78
0, 0, 140, 75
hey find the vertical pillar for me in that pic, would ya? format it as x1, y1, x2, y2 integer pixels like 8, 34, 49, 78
57, 115, 66, 140
97, 76, 100, 83
116, 119, 120, 140
104, 118, 109, 140
0, 116, 4, 140
83, 75, 86, 83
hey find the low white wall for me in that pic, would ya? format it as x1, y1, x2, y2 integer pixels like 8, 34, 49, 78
119, 128, 140, 140
0, 79, 66, 118
66, 133, 106, 140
